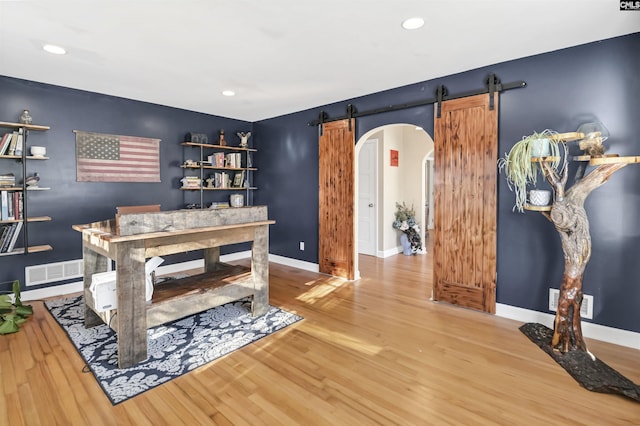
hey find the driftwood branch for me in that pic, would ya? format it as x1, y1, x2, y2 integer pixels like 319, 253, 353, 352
545, 160, 630, 353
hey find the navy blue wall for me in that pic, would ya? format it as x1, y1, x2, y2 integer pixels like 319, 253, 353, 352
255, 33, 640, 333
0, 78, 252, 290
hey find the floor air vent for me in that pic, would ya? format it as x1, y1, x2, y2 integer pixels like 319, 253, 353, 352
26, 259, 84, 286
548, 288, 593, 319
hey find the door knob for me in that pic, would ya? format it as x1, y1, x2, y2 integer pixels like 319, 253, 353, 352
368, 203, 374, 207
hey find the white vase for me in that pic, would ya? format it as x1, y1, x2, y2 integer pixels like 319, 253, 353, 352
531, 138, 551, 157
529, 189, 552, 206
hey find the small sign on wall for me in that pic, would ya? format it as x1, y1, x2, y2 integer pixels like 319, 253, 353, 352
390, 149, 399, 167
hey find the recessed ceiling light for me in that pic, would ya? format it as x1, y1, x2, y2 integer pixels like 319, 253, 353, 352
402, 17, 424, 30
43, 44, 66, 55
222, 90, 235, 97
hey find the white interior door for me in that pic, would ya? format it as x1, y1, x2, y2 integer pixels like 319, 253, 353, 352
358, 139, 377, 256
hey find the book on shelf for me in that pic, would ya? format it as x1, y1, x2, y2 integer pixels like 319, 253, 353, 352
13, 129, 24, 156
7, 131, 20, 155
0, 221, 23, 253
13, 192, 22, 220
1, 190, 8, 220
0, 173, 16, 187
6, 221, 23, 253
0, 225, 10, 252
0, 132, 12, 155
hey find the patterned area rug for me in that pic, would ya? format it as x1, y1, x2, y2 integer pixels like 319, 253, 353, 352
45, 296, 302, 404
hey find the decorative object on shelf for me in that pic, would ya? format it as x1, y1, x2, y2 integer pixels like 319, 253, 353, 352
218, 129, 226, 146
392, 201, 422, 255
185, 132, 208, 144
576, 121, 609, 157
182, 159, 197, 167
497, 129, 563, 212
0, 280, 33, 335
205, 176, 215, 188
184, 203, 201, 209
229, 193, 244, 207
237, 131, 251, 148
530, 137, 551, 157
19, 110, 33, 125
30, 146, 46, 157
528, 189, 551, 206
25, 172, 40, 188
180, 176, 201, 189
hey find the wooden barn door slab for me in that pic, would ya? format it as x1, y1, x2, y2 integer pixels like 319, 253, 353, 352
433, 94, 497, 313
319, 119, 355, 280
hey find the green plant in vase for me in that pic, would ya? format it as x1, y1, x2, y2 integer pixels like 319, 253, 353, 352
0, 280, 33, 334
497, 129, 563, 212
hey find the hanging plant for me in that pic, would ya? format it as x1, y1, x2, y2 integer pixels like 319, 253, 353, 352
0, 280, 33, 335
497, 130, 562, 213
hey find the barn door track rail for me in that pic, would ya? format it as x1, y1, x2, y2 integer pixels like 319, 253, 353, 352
308, 74, 526, 127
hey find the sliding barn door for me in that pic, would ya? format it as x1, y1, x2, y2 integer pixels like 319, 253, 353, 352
319, 119, 355, 280
433, 94, 497, 313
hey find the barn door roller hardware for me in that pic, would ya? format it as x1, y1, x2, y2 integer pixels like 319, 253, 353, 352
317, 111, 328, 136
308, 74, 526, 126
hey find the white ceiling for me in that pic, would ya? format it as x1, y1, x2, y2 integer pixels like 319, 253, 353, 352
1, 1, 638, 122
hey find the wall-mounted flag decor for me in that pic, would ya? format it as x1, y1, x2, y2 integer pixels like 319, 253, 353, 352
75, 131, 161, 182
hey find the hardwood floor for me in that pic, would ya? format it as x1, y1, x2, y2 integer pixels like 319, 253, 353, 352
2, 248, 639, 425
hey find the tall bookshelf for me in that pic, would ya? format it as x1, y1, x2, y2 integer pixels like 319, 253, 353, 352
180, 142, 257, 209
0, 121, 52, 256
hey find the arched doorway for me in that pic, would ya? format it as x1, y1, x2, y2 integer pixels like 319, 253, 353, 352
354, 123, 433, 277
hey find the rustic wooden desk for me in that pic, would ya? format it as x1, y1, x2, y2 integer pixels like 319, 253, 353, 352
73, 206, 274, 368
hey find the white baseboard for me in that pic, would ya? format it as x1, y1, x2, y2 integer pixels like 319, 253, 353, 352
21, 255, 638, 350
496, 303, 640, 351
267, 253, 319, 273
379, 246, 402, 258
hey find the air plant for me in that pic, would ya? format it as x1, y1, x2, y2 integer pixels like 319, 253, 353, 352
498, 130, 562, 213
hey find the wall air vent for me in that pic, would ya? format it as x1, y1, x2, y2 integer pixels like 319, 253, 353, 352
548, 288, 593, 319
25, 259, 84, 287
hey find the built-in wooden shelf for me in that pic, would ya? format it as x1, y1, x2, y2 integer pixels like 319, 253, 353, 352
589, 155, 640, 165
524, 204, 552, 212
0, 244, 52, 257
181, 142, 257, 152
0, 216, 51, 225
531, 156, 560, 163
0, 121, 50, 132
181, 187, 257, 191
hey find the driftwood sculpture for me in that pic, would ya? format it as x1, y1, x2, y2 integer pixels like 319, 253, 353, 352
504, 128, 640, 401
538, 142, 631, 352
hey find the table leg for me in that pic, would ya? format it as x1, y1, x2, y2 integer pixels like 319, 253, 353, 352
115, 240, 147, 368
204, 246, 221, 272
83, 243, 109, 328
251, 225, 269, 316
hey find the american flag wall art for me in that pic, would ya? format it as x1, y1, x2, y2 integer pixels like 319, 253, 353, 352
75, 131, 161, 182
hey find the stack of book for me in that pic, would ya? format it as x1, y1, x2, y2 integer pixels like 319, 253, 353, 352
225, 153, 242, 168
1, 191, 23, 220
0, 173, 16, 188
0, 221, 23, 253
0, 130, 23, 156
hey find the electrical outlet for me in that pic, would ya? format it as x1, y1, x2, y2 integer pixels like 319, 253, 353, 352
299, 241, 305, 251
